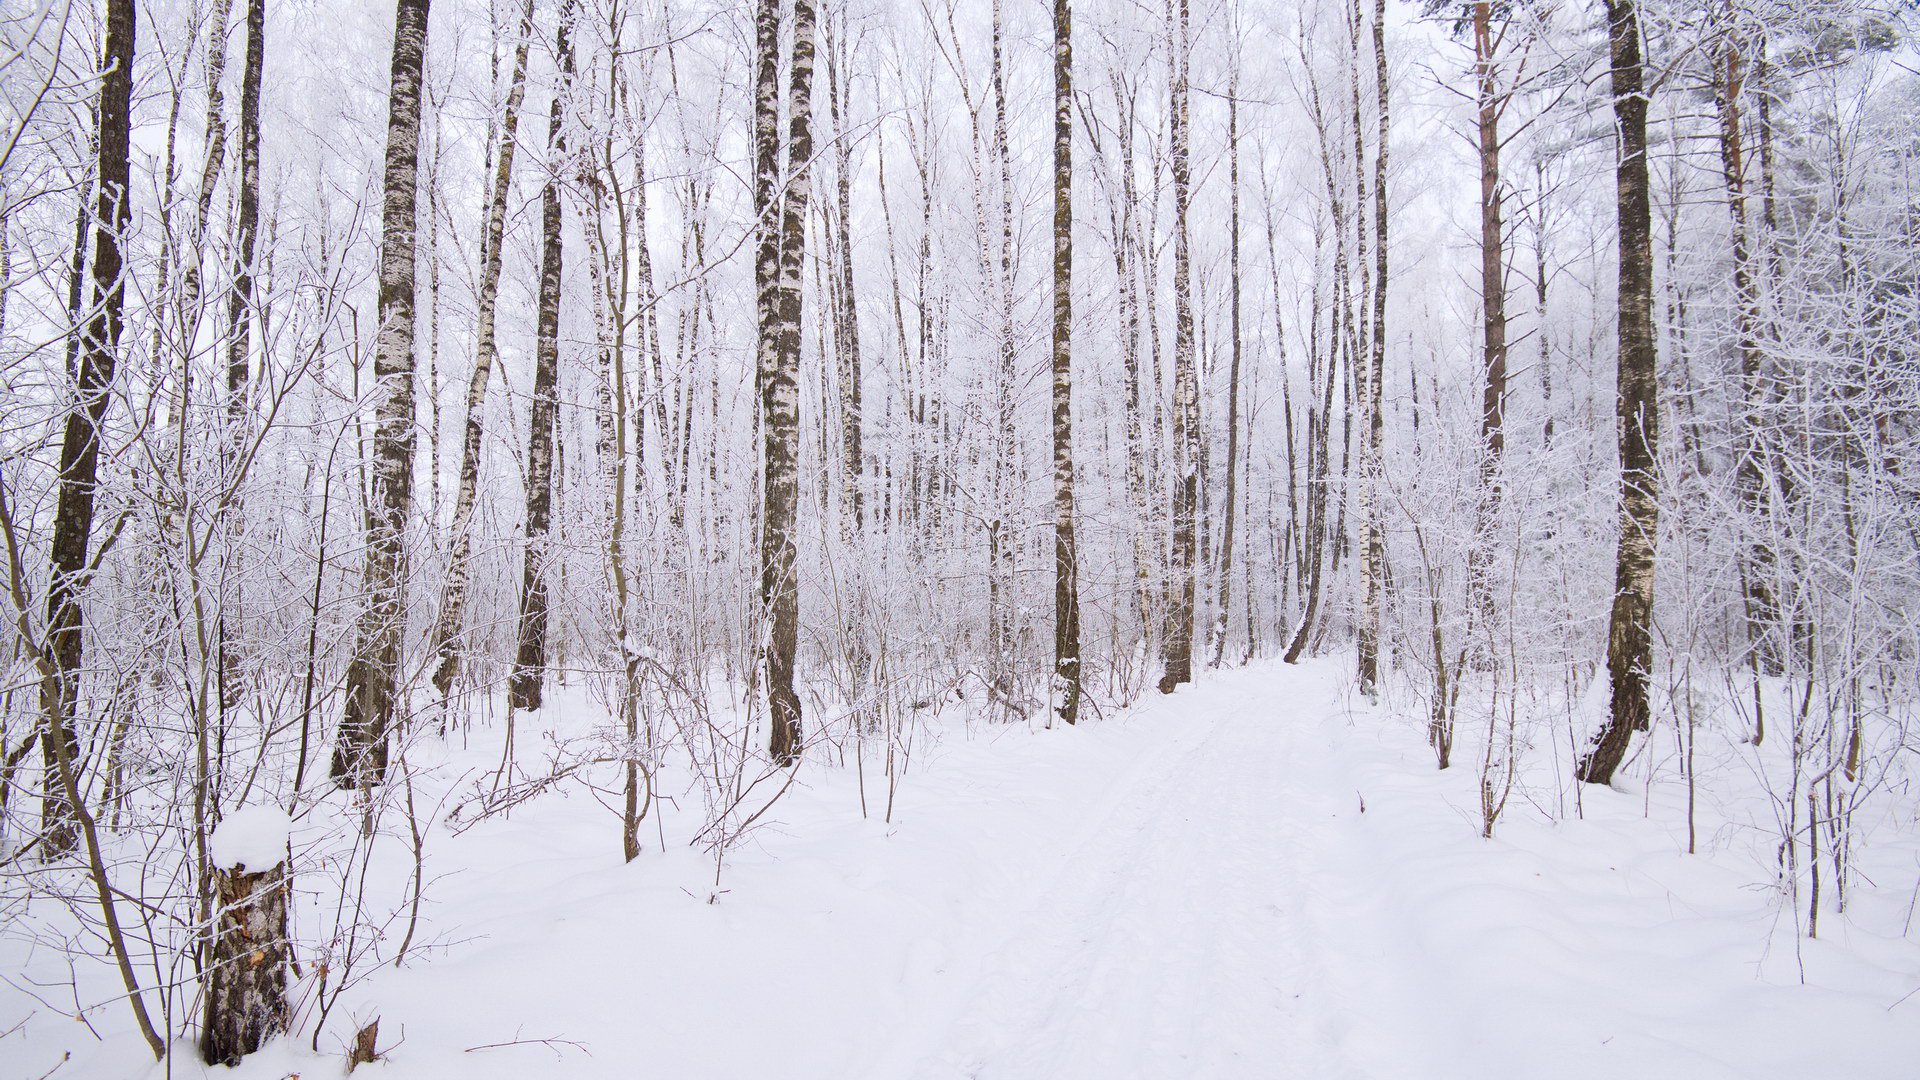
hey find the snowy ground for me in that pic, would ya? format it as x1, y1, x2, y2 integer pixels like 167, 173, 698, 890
14, 657, 1920, 1078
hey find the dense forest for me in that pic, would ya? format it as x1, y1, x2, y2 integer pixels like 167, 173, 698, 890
0, 0, 1916, 1071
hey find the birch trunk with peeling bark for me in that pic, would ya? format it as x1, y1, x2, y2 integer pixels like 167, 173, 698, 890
1580, 0, 1659, 786
431, 0, 534, 697
332, 0, 433, 788
987, 0, 1019, 710
1051, 0, 1081, 723
1358, 0, 1389, 695
1159, 0, 1197, 694
1109, 78, 1156, 654
201, 852, 289, 1064
757, 0, 815, 764
509, 0, 577, 712
1211, 36, 1243, 671
825, 19, 863, 533
176, 0, 234, 339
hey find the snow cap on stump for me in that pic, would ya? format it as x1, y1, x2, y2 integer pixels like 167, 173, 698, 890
209, 805, 292, 873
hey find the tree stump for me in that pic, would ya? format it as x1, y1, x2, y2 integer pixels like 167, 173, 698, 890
202, 858, 290, 1065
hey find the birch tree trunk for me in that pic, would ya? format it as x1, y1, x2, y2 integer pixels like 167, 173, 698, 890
825, 17, 863, 532
331, 0, 433, 788
201, 849, 289, 1064
1285, 45, 1346, 667
40, 0, 139, 854
581, 31, 641, 860
508, 0, 577, 712
986, 0, 1020, 710
226, 0, 264, 425
1210, 31, 1243, 671
1158, 0, 1197, 694
1580, 0, 1659, 786
201, 4, 275, 1057
1357, 0, 1389, 695
176, 0, 234, 336
430, 0, 533, 697
758, 0, 815, 764
1466, 0, 1509, 642
1108, 75, 1156, 655
822, 14, 871, 718
1051, 0, 1081, 724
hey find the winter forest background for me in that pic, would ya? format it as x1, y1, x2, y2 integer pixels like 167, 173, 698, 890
2, 0, 1919, 1073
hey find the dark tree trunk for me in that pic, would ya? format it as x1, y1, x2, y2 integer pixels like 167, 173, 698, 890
217, 0, 266, 712
1713, 17, 1782, 676
331, 0, 433, 789
1580, 0, 1659, 786
41, 0, 138, 855
509, 0, 576, 712
1467, 0, 1509, 641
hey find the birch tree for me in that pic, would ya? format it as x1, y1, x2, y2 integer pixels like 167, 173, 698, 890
757, 0, 817, 764
1356, 0, 1389, 695
1580, 0, 1659, 786
332, 0, 434, 789
1051, 0, 1082, 723
1159, 0, 1198, 694
432, 0, 535, 698
508, 0, 578, 712
1209, 15, 1246, 672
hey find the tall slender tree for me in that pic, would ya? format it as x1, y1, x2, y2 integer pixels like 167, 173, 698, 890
824, 12, 863, 531
1579, 0, 1659, 786
508, 0, 578, 712
175, 0, 234, 335
1358, 0, 1390, 694
1051, 0, 1082, 722
431, 0, 535, 697
215, 0, 266, 713
1159, 0, 1198, 693
985, 0, 1020, 709
40, 0, 139, 856
1210, 21, 1244, 671
331, 0, 434, 788
226, 0, 264, 423
1466, 0, 1510, 638
1712, 6, 1781, 677
30, 0, 168, 1059
757, 0, 816, 764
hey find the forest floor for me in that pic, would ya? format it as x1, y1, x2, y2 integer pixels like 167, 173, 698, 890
24, 658, 1920, 1078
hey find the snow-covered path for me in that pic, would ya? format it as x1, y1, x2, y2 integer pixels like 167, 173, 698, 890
858, 672, 1364, 1080
107, 658, 1919, 1080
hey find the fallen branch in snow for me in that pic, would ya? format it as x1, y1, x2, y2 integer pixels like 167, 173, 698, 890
463, 1033, 591, 1059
